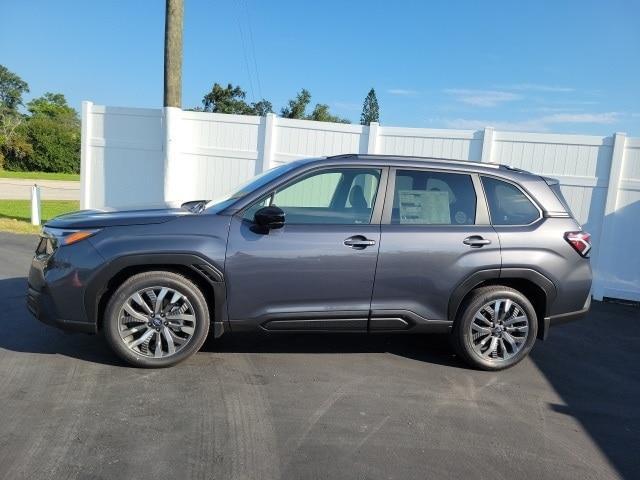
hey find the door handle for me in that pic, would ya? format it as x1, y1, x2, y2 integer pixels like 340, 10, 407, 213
344, 235, 376, 249
463, 236, 492, 247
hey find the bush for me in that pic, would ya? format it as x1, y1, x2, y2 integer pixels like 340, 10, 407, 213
2, 92, 80, 173
5, 115, 80, 173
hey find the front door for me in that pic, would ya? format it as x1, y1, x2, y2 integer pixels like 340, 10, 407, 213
370, 168, 501, 328
225, 166, 386, 332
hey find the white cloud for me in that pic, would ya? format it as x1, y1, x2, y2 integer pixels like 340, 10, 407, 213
500, 83, 575, 93
387, 89, 418, 96
444, 89, 521, 107
440, 111, 622, 132
443, 118, 548, 132
541, 112, 620, 124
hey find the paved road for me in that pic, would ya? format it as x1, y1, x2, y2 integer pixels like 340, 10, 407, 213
0, 178, 80, 200
0, 232, 638, 480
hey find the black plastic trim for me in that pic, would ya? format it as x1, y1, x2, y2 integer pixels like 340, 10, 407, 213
448, 267, 558, 336
262, 318, 367, 331
448, 269, 501, 321
542, 295, 591, 339
85, 252, 226, 330
369, 309, 453, 333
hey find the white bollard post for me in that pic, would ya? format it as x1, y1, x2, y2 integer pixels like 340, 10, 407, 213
31, 184, 41, 226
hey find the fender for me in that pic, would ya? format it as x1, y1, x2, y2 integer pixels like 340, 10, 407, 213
448, 267, 557, 322
84, 252, 227, 337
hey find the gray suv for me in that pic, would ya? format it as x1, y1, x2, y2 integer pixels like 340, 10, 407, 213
27, 155, 592, 370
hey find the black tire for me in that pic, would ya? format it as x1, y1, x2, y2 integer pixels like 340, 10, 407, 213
452, 286, 538, 371
103, 271, 210, 368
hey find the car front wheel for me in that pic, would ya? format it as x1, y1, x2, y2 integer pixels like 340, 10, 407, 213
452, 286, 538, 371
104, 271, 210, 368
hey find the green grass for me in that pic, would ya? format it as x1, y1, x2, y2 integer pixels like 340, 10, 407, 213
0, 200, 80, 234
0, 169, 80, 181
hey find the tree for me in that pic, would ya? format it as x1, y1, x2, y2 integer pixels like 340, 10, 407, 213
0, 65, 29, 111
0, 65, 30, 168
202, 83, 272, 116
4, 92, 80, 173
281, 89, 350, 123
309, 104, 350, 124
27, 92, 77, 120
203, 83, 250, 114
250, 99, 273, 116
281, 89, 311, 119
360, 88, 379, 126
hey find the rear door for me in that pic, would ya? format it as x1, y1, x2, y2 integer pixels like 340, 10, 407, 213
225, 166, 387, 331
370, 168, 501, 329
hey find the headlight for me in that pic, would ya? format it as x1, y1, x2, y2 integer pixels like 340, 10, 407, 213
41, 227, 101, 248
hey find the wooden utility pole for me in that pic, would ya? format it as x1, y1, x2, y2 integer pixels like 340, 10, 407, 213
163, 0, 183, 107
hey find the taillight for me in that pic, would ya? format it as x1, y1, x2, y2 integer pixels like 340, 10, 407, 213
564, 231, 591, 257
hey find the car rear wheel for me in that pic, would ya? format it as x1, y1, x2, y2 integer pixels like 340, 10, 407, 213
104, 271, 210, 368
452, 286, 538, 371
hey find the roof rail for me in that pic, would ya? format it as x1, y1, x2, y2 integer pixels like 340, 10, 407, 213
326, 153, 503, 169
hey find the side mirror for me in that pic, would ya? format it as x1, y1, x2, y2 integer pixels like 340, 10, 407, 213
254, 205, 285, 230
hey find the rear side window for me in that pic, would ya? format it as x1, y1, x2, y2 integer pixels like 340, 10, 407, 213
481, 177, 540, 225
391, 170, 476, 225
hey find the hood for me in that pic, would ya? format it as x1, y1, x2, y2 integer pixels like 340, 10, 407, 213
45, 207, 193, 229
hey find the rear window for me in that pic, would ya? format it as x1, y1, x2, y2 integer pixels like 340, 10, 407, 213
481, 177, 540, 225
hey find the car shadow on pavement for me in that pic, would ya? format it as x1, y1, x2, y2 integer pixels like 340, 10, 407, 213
202, 330, 465, 369
530, 301, 640, 480
0, 275, 465, 369
0, 276, 123, 367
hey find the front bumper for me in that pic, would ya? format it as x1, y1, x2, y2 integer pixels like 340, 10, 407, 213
27, 236, 105, 334
27, 285, 96, 333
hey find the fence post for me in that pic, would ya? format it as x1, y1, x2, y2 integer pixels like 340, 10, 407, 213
80, 101, 93, 209
31, 184, 41, 226
592, 132, 627, 300
258, 113, 276, 174
480, 127, 494, 163
163, 106, 185, 203
367, 122, 380, 154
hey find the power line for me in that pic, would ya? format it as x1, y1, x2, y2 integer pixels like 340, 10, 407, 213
234, 0, 255, 102
241, 0, 263, 100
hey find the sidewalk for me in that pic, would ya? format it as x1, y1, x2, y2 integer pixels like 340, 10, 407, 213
0, 178, 80, 201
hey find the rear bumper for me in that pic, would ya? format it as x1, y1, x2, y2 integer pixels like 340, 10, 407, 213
549, 295, 591, 326
27, 285, 96, 333
541, 295, 591, 339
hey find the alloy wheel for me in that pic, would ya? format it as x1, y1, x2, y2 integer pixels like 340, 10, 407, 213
469, 298, 530, 361
117, 286, 197, 359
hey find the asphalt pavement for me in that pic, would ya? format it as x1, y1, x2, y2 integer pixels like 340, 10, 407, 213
0, 231, 638, 480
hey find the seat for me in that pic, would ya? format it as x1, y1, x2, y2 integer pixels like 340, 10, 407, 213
349, 185, 368, 210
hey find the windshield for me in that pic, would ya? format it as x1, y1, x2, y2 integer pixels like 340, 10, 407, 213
205, 161, 303, 212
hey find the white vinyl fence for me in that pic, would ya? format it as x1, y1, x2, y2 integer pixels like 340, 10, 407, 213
81, 102, 640, 302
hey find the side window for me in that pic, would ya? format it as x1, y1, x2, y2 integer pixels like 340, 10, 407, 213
481, 177, 540, 225
244, 168, 381, 225
391, 170, 476, 225
274, 172, 342, 208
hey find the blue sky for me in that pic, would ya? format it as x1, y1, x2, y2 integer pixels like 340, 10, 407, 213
2, 0, 639, 135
